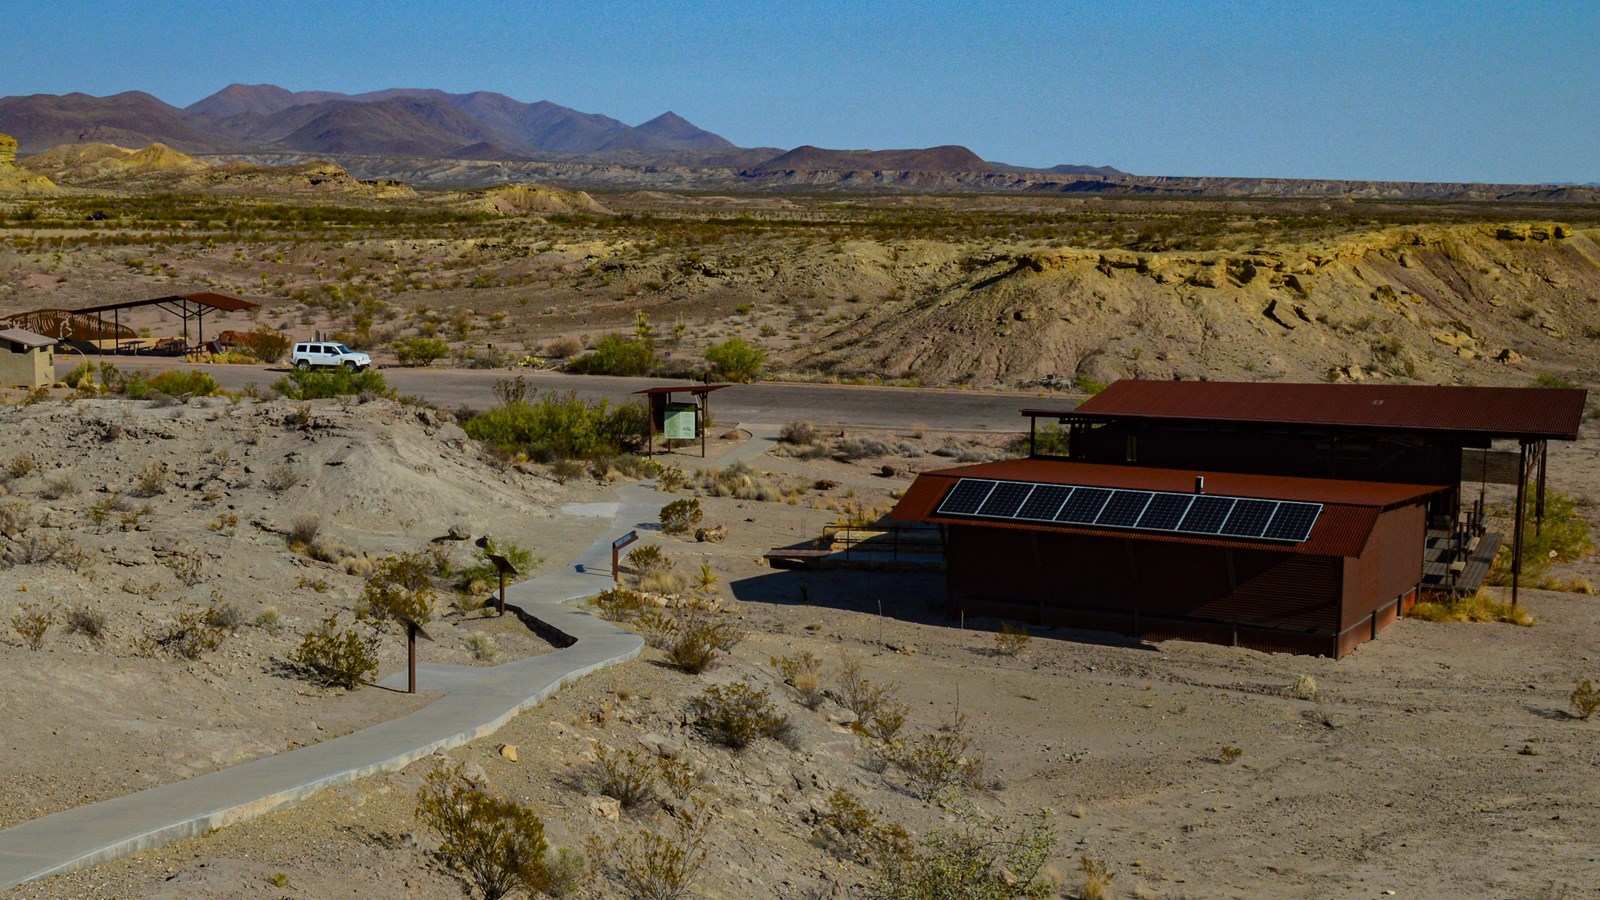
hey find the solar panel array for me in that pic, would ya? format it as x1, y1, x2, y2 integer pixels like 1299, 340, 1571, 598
935, 478, 1323, 543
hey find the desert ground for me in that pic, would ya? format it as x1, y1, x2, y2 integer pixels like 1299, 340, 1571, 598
2, 175, 1600, 898
0, 380, 1593, 898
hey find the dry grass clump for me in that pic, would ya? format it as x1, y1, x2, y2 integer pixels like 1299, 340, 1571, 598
779, 420, 818, 444
39, 473, 78, 500
132, 462, 167, 497
1078, 855, 1116, 900
64, 605, 108, 644
136, 607, 228, 659
263, 465, 302, 493
1570, 680, 1600, 720
10, 603, 53, 650
772, 651, 827, 709
591, 587, 651, 621
465, 633, 499, 661
994, 621, 1031, 656
837, 654, 908, 742
694, 462, 784, 501
1288, 674, 1318, 701
1410, 590, 1534, 626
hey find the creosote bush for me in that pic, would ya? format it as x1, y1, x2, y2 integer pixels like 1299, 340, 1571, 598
868, 809, 1058, 900
838, 654, 908, 742
1570, 680, 1600, 720
814, 789, 912, 864
591, 587, 650, 621
64, 605, 108, 643
661, 609, 743, 674
457, 536, 539, 593
994, 622, 1031, 657
589, 744, 658, 810
691, 681, 790, 750
415, 761, 552, 900
271, 367, 393, 400
464, 383, 646, 462
658, 498, 703, 535
290, 615, 381, 688
894, 714, 986, 802
137, 608, 227, 659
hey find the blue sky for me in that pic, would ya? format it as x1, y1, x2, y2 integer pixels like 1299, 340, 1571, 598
4, 1, 1595, 183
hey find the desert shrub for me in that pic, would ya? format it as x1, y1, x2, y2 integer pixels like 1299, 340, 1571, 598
1219, 745, 1244, 764
288, 515, 322, 546
550, 458, 586, 484
271, 367, 392, 400
868, 809, 1057, 900
254, 606, 283, 634
1571, 680, 1600, 720
814, 789, 912, 864
458, 536, 540, 593
694, 462, 782, 501
658, 498, 703, 535
361, 551, 437, 627
64, 605, 108, 643
132, 462, 167, 497
415, 761, 551, 900
1077, 855, 1116, 900
543, 335, 582, 359
63, 361, 97, 390
465, 633, 499, 661
6, 453, 37, 479
625, 544, 671, 580
639, 569, 687, 595
691, 681, 789, 749
663, 609, 742, 674
10, 604, 52, 650
393, 336, 450, 366
137, 608, 227, 659
236, 327, 290, 364
567, 334, 656, 376
837, 654, 908, 742
994, 622, 1031, 657
1532, 373, 1578, 389
692, 563, 719, 594
772, 651, 827, 709
1289, 674, 1318, 701
1487, 490, 1593, 585
163, 548, 206, 585
203, 600, 244, 632
836, 437, 890, 461
7, 533, 91, 569
656, 465, 687, 492
704, 336, 765, 382
263, 465, 301, 493
895, 714, 986, 801
779, 420, 818, 444
591, 587, 649, 621
0, 501, 34, 538
465, 388, 647, 461
610, 798, 710, 900
589, 744, 658, 810
39, 473, 78, 500
289, 614, 381, 688
146, 370, 220, 398
1409, 590, 1535, 626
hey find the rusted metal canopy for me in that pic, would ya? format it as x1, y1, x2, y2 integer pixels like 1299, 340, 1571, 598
631, 383, 731, 396
1046, 380, 1587, 440
71, 292, 259, 315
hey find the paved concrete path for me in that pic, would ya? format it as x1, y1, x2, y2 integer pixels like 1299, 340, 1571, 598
0, 427, 777, 890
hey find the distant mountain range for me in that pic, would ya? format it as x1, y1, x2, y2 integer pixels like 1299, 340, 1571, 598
0, 84, 738, 158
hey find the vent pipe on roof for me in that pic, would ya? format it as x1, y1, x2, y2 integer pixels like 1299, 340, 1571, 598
1195, 476, 1205, 494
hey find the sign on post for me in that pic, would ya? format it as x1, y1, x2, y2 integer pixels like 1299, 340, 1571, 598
663, 402, 698, 440
611, 530, 639, 584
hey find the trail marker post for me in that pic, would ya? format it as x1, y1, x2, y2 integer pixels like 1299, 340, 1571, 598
612, 530, 639, 584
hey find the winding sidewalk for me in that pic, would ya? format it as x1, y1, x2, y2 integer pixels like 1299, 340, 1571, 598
0, 428, 778, 890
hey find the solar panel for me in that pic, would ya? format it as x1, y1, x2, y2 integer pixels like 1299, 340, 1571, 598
1095, 490, 1153, 527
1137, 493, 1193, 530
933, 478, 1323, 545
1016, 485, 1072, 521
976, 481, 1034, 518
1178, 495, 1235, 534
1056, 487, 1113, 523
1263, 502, 1321, 542
1218, 499, 1279, 538
937, 479, 995, 516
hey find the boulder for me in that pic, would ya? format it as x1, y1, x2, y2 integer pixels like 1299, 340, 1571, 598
498, 743, 519, 762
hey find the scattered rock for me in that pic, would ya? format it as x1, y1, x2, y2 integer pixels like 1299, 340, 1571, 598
498, 743, 519, 762
588, 796, 621, 822
695, 524, 727, 543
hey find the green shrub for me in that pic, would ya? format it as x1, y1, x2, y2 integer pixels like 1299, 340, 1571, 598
464, 390, 647, 461
1487, 490, 1593, 585
456, 536, 540, 592
567, 334, 656, 376
704, 337, 765, 382
868, 810, 1057, 900
415, 761, 551, 900
659, 498, 703, 535
589, 744, 658, 810
691, 681, 789, 749
63, 361, 96, 390
289, 614, 381, 688
664, 610, 743, 674
361, 552, 437, 627
394, 336, 450, 366
236, 327, 291, 364
1532, 373, 1578, 389
271, 367, 393, 400
894, 715, 987, 801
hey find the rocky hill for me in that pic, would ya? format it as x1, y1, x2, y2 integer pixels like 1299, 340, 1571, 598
745, 144, 992, 175
0, 132, 56, 195
16, 141, 412, 197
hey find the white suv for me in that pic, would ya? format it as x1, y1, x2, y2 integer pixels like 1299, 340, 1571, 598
291, 342, 373, 372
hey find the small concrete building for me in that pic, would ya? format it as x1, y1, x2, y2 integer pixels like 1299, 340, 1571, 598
0, 329, 57, 388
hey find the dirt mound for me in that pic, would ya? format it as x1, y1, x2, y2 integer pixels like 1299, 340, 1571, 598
455, 182, 611, 216
20, 141, 206, 184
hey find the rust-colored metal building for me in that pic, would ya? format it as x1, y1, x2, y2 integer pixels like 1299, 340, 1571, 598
893, 380, 1588, 657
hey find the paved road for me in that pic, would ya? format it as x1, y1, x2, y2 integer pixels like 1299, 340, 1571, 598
57, 357, 1074, 432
